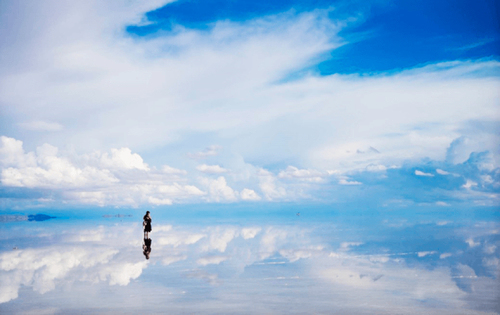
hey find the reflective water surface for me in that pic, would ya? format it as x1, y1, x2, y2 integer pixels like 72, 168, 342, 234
0, 208, 498, 314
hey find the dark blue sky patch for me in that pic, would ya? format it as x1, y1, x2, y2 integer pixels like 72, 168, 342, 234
127, 0, 349, 35
319, 0, 500, 73
127, 0, 500, 74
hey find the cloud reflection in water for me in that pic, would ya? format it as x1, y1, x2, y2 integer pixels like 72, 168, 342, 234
0, 216, 498, 314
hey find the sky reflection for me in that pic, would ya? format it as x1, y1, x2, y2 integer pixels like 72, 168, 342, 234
0, 210, 498, 314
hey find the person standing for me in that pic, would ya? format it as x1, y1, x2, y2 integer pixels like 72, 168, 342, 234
143, 211, 152, 238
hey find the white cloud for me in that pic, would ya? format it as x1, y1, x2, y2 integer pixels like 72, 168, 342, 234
340, 242, 363, 250
240, 188, 261, 201
154, 225, 173, 233
258, 169, 287, 201
279, 246, 323, 262
240, 227, 261, 239
2, 0, 496, 176
97, 261, 147, 286
202, 227, 238, 252
465, 238, 480, 247
436, 169, 450, 175
1, 140, 119, 189
417, 251, 437, 257
480, 175, 494, 185
0, 136, 204, 206
99, 148, 150, 171
147, 196, 172, 205
415, 170, 434, 177
338, 178, 362, 185
278, 166, 325, 182
0, 245, 148, 303
260, 228, 288, 259
365, 164, 393, 172
196, 164, 228, 174
440, 253, 452, 259
462, 180, 478, 189
200, 176, 238, 202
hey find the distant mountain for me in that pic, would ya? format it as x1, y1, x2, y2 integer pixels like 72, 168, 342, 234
28, 214, 56, 221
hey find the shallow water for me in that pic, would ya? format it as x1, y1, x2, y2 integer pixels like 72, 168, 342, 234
0, 207, 499, 314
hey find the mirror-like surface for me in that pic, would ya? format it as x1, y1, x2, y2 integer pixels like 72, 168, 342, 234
0, 208, 498, 314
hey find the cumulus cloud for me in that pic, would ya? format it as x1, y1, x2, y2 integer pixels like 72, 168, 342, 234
240, 227, 261, 239
278, 166, 325, 182
257, 169, 287, 201
240, 188, 261, 201
200, 176, 238, 202
99, 148, 150, 171
1, 138, 119, 189
0, 136, 204, 206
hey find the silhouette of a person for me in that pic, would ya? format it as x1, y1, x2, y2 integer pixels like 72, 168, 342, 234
143, 211, 152, 238
143, 237, 152, 260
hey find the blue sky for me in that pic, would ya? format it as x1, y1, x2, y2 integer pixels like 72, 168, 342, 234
128, 0, 499, 73
0, 0, 499, 210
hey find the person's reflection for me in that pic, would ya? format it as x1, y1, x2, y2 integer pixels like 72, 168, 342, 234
143, 236, 152, 260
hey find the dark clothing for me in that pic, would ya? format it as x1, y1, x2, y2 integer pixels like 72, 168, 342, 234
143, 215, 152, 232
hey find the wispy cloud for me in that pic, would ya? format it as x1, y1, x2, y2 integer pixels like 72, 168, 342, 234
415, 170, 434, 177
